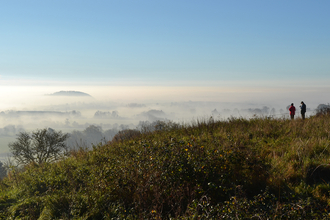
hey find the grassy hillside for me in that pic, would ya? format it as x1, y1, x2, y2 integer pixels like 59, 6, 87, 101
1, 113, 330, 219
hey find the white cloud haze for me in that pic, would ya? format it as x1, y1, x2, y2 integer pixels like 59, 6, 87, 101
0, 84, 327, 155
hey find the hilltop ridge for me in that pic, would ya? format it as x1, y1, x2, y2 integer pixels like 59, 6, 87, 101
1, 112, 330, 218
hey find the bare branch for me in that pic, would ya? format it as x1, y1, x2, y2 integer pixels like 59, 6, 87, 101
8, 128, 69, 166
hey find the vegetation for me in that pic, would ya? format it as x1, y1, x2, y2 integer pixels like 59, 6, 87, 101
111, 129, 141, 143
1, 113, 330, 219
9, 128, 69, 165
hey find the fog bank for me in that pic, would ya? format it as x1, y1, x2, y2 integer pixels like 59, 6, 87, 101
0, 84, 328, 154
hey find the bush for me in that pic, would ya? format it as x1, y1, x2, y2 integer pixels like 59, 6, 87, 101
316, 104, 330, 117
111, 129, 141, 143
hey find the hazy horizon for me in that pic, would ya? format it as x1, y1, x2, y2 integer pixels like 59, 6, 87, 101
1, 1, 329, 154
0, 84, 326, 155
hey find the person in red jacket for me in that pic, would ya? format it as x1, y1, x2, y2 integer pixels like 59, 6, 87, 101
289, 103, 296, 120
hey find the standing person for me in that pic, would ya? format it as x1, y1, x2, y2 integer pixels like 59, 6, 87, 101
289, 103, 296, 120
300, 101, 306, 119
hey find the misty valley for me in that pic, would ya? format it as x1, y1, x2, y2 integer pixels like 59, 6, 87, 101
0, 95, 319, 159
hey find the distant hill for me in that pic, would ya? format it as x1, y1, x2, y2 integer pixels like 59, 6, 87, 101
47, 91, 92, 97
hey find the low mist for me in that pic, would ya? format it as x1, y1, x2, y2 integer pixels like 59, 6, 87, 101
0, 85, 327, 156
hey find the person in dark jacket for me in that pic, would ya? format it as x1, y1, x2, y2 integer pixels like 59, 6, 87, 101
300, 101, 306, 119
289, 103, 296, 120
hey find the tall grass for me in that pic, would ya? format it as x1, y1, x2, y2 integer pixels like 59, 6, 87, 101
1, 113, 330, 219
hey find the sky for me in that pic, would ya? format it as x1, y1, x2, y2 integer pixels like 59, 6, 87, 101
1, 0, 330, 107
0, 0, 330, 154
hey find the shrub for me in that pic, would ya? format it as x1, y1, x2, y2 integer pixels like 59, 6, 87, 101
111, 129, 141, 143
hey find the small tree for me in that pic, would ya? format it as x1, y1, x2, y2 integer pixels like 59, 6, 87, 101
9, 128, 69, 165
0, 161, 7, 179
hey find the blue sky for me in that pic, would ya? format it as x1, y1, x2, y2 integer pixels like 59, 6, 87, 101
2, 1, 330, 154
1, 1, 330, 88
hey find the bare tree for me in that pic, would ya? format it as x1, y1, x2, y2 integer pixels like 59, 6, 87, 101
9, 128, 69, 165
